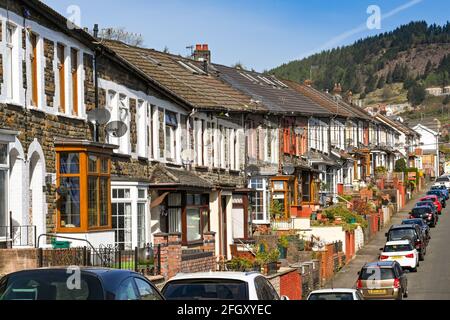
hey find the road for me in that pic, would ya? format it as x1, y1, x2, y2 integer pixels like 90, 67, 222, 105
325, 186, 450, 300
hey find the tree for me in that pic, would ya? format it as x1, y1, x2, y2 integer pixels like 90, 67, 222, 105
97, 27, 144, 46
395, 159, 407, 172
423, 60, 433, 78
407, 84, 426, 106
444, 95, 450, 106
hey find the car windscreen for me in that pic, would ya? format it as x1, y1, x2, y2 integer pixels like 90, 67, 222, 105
308, 293, 354, 300
0, 271, 104, 300
384, 244, 413, 252
359, 268, 395, 280
162, 279, 248, 300
388, 228, 416, 241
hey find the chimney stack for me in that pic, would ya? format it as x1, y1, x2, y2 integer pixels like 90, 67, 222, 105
193, 43, 211, 64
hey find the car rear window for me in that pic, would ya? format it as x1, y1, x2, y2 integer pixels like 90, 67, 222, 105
388, 229, 415, 241
402, 220, 424, 227
162, 279, 248, 300
359, 268, 395, 280
415, 202, 431, 207
412, 207, 430, 215
308, 293, 354, 300
0, 271, 104, 300
384, 244, 413, 252
436, 177, 450, 182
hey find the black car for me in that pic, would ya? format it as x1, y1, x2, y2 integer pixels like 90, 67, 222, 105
427, 190, 446, 208
414, 200, 439, 220
410, 205, 438, 228
402, 218, 431, 243
0, 268, 165, 300
386, 224, 426, 261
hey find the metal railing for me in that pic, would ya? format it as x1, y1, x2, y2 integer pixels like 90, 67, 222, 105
0, 225, 36, 248
36, 243, 161, 276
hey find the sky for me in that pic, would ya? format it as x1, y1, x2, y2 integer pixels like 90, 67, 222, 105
42, 0, 450, 72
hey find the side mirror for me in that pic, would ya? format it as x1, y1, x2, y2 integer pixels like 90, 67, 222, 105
357, 271, 360, 275
379, 248, 384, 251
280, 295, 290, 301
385, 233, 388, 237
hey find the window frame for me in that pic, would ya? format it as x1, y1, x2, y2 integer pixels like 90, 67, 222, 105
0, 143, 9, 239
87, 155, 111, 229
30, 33, 40, 107
111, 188, 133, 250
57, 43, 66, 113
56, 146, 112, 233
70, 48, 79, 116
5, 23, 18, 101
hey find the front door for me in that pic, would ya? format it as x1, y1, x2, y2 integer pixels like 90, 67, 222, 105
221, 196, 228, 258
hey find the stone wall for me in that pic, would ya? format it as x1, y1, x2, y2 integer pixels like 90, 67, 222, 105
83, 53, 95, 112
43, 39, 55, 108
181, 256, 216, 274
0, 249, 38, 277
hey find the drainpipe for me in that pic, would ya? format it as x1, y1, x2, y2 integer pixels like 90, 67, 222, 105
93, 24, 100, 142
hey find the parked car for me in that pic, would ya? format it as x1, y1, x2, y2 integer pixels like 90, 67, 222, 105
434, 175, 450, 190
162, 272, 288, 300
415, 200, 438, 217
427, 190, 447, 208
410, 205, 438, 228
420, 195, 442, 214
357, 261, 408, 300
307, 289, 364, 300
431, 185, 449, 200
385, 224, 426, 260
379, 240, 419, 272
0, 268, 165, 300
402, 218, 431, 242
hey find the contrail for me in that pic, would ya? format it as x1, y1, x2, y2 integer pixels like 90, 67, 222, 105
300, 0, 424, 58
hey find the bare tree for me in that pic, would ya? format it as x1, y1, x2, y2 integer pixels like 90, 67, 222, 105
93, 27, 144, 47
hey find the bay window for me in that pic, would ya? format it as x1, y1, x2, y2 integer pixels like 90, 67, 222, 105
167, 193, 182, 234
56, 144, 112, 233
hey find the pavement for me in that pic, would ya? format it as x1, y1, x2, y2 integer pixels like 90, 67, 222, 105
324, 185, 450, 300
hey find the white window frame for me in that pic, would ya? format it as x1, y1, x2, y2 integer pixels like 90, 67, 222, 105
5, 23, 19, 103
111, 188, 133, 250
249, 178, 270, 224
118, 94, 130, 155
0, 142, 9, 239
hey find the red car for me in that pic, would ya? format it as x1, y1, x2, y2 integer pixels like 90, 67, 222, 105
420, 195, 442, 214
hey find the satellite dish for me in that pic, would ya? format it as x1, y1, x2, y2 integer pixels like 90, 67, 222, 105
105, 121, 128, 138
87, 108, 111, 125
180, 149, 195, 164
294, 127, 305, 135
283, 165, 295, 175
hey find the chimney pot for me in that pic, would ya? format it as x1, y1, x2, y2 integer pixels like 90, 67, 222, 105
203, 44, 209, 51
196, 44, 202, 51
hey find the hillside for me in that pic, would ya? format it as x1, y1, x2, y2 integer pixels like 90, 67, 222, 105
269, 21, 450, 95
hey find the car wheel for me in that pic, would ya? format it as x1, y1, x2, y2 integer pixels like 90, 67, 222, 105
404, 289, 408, 298
419, 254, 425, 261
411, 267, 418, 273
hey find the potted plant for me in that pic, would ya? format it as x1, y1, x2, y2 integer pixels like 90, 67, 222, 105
270, 200, 284, 221
277, 235, 289, 259
267, 248, 281, 274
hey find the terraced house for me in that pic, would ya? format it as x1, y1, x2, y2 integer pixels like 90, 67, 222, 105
0, 0, 424, 276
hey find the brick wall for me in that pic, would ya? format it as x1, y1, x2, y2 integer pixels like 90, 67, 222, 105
0, 249, 38, 277
280, 269, 302, 300
154, 232, 217, 280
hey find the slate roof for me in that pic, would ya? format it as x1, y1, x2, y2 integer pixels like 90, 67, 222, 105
211, 64, 332, 116
281, 80, 376, 121
149, 165, 212, 189
103, 40, 264, 113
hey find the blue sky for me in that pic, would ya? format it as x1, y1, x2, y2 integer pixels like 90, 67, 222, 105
43, 0, 450, 71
